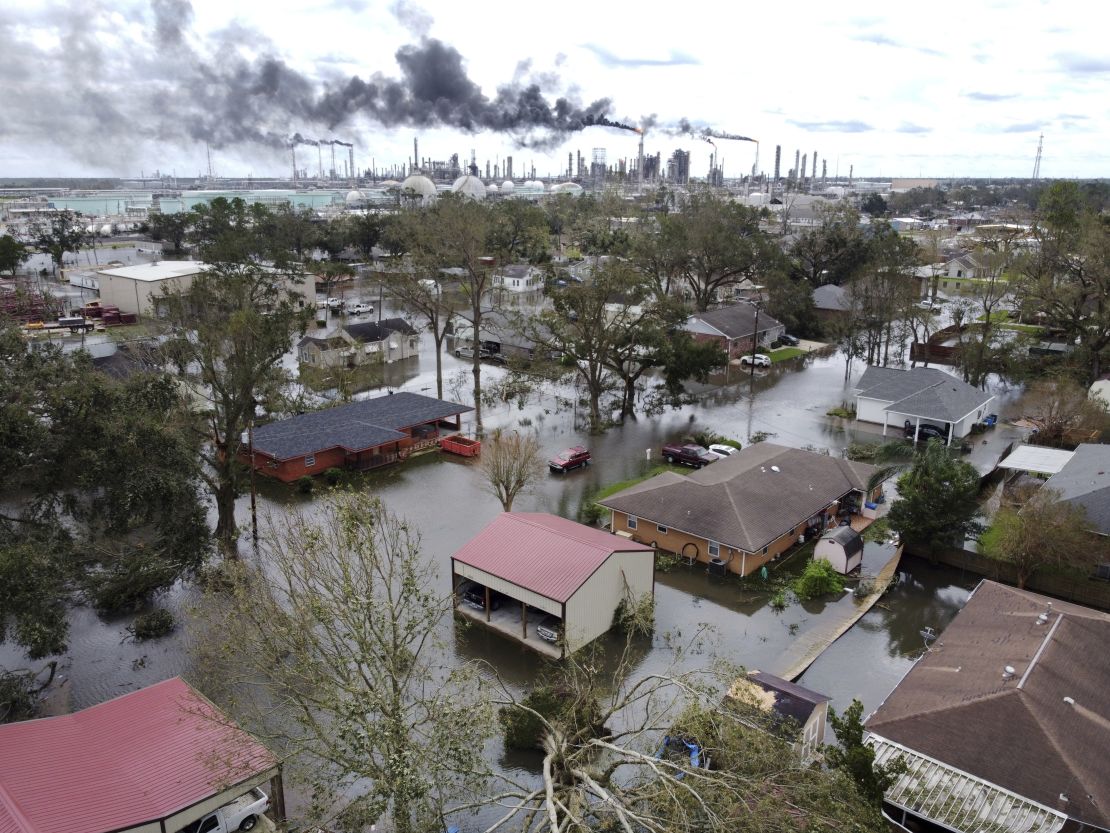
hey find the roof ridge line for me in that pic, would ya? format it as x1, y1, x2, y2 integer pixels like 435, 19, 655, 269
508, 513, 628, 552
867, 687, 1017, 728
1015, 697, 1103, 814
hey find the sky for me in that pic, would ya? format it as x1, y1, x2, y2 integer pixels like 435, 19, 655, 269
0, 0, 1106, 180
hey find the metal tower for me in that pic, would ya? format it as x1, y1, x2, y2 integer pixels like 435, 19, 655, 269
1032, 133, 1044, 180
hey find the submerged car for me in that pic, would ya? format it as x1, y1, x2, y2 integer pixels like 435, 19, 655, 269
347, 301, 374, 315
549, 446, 591, 473
904, 420, 948, 441
460, 581, 503, 611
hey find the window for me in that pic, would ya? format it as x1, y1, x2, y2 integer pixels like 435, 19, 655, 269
199, 818, 220, 833
627, 515, 638, 530
956, 269, 963, 278
942, 280, 948, 288
708, 541, 720, 557
762, 546, 769, 555
657, 524, 668, 534
305, 454, 316, 467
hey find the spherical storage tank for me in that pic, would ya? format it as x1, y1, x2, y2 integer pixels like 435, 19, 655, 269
400, 174, 438, 204
450, 175, 487, 200
500, 180, 516, 195
99, 224, 113, 236
485, 182, 499, 194
345, 190, 366, 206
549, 182, 584, 196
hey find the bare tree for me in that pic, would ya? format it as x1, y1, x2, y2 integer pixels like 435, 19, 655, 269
479, 429, 544, 512
193, 492, 494, 833
1021, 377, 1110, 446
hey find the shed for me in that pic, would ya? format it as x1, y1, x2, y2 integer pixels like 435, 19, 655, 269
729, 671, 831, 761
0, 677, 283, 833
450, 513, 655, 657
814, 526, 863, 574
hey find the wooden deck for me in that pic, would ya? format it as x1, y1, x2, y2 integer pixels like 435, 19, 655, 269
770, 543, 904, 682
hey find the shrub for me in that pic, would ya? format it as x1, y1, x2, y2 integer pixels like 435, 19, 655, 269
296, 475, 315, 495
792, 559, 845, 600
612, 594, 654, 636
827, 405, 857, 419
655, 551, 682, 572
749, 431, 776, 444
323, 467, 343, 486
770, 589, 788, 611
129, 608, 176, 641
0, 671, 38, 724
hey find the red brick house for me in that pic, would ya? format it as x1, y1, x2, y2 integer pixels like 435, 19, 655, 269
245, 392, 472, 482
684, 302, 786, 359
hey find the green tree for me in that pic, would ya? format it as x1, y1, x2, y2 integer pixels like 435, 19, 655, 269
887, 440, 983, 559
25, 210, 87, 275
825, 699, 906, 807
0, 326, 208, 662
860, 193, 888, 217
981, 487, 1103, 589
0, 234, 30, 275
148, 210, 193, 253
789, 203, 871, 287
196, 492, 493, 833
159, 260, 311, 549
343, 212, 385, 260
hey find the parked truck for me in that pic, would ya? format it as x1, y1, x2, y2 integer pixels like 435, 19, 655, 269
176, 787, 270, 833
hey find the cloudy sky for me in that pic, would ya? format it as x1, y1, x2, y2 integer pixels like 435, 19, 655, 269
0, 0, 1105, 179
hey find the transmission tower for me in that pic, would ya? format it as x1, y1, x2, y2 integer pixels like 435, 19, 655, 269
1032, 133, 1043, 180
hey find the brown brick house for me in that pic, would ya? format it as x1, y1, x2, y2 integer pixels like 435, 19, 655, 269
683, 303, 786, 360
598, 443, 881, 576
245, 392, 471, 482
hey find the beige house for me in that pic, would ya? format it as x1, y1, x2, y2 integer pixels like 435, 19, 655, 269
95, 260, 315, 317
599, 444, 880, 577
450, 513, 655, 657
297, 318, 419, 368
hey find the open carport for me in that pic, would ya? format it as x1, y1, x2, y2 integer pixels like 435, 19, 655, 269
451, 513, 656, 657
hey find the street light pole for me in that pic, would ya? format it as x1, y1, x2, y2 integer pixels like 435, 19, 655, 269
749, 300, 761, 383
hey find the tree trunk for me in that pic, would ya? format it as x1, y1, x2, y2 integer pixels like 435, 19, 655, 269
472, 308, 483, 434
214, 476, 239, 554
433, 334, 444, 400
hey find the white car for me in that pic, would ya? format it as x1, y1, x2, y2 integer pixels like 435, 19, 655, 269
347, 302, 374, 316
739, 353, 771, 368
708, 443, 739, 458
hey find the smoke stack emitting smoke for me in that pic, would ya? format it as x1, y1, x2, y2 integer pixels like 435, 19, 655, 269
0, 0, 760, 169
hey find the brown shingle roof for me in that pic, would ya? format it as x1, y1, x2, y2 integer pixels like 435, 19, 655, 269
598, 444, 878, 553
866, 581, 1110, 829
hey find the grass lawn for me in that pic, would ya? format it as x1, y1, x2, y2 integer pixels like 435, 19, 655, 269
769, 347, 805, 363
594, 464, 691, 503
299, 361, 384, 393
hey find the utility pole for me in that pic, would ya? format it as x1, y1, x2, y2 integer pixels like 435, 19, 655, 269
749, 300, 761, 384
247, 417, 258, 546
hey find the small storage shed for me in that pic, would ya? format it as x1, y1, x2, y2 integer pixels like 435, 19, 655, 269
729, 671, 831, 762
450, 513, 655, 657
0, 677, 283, 833
815, 526, 864, 574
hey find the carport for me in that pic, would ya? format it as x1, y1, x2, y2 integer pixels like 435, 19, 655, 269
0, 677, 284, 833
451, 513, 656, 657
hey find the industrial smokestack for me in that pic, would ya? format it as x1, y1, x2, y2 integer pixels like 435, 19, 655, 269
801, 154, 808, 189
413, 136, 419, 173
793, 150, 800, 189
849, 164, 854, 185
812, 151, 817, 181
822, 159, 827, 183
349, 146, 355, 184
773, 145, 781, 186
291, 144, 297, 183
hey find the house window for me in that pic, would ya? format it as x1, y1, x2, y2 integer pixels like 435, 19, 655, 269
708, 541, 720, 557
762, 546, 769, 555
657, 524, 668, 534
305, 454, 316, 467
942, 281, 948, 288
956, 269, 963, 278
627, 515, 638, 530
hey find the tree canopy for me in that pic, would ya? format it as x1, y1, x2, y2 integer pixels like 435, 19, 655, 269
887, 440, 983, 558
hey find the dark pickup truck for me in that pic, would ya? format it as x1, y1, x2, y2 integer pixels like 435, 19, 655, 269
662, 443, 717, 468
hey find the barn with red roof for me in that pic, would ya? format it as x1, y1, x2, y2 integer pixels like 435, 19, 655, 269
0, 677, 283, 833
450, 513, 656, 657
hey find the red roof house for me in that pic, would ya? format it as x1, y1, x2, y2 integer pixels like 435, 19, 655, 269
0, 677, 281, 833
450, 513, 655, 657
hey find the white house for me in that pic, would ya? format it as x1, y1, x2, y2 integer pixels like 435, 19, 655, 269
493, 264, 543, 292
450, 513, 655, 657
855, 366, 995, 444
943, 253, 983, 280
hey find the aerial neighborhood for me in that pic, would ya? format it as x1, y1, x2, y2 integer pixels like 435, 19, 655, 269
1, 5, 1108, 833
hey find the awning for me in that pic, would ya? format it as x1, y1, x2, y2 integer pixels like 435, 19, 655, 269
868, 735, 1066, 833
997, 445, 1075, 476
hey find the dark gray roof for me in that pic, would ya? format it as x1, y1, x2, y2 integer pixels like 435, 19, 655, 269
687, 303, 784, 340
251, 392, 472, 460
866, 581, 1110, 829
598, 443, 879, 553
344, 317, 417, 344
812, 283, 852, 312
748, 671, 830, 725
856, 366, 993, 423
820, 525, 863, 556
296, 334, 347, 349
1042, 444, 1110, 535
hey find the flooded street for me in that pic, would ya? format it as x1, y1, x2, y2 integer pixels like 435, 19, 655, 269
1, 284, 1005, 822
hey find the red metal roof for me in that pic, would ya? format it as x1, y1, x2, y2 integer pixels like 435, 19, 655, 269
451, 513, 654, 603
0, 677, 276, 833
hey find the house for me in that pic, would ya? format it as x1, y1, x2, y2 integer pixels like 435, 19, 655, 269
453, 308, 551, 360
943, 252, 983, 280
297, 318, 419, 367
814, 525, 864, 574
94, 260, 315, 317
598, 443, 881, 577
854, 365, 995, 444
996, 444, 1076, 478
0, 677, 284, 833
493, 263, 543, 292
246, 391, 472, 482
866, 580, 1110, 833
450, 513, 655, 657
728, 671, 831, 762
812, 283, 854, 322
1041, 443, 1110, 536
684, 303, 786, 360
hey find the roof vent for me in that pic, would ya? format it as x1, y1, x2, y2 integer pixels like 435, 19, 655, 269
1063, 696, 1075, 705
771, 465, 780, 472
1002, 665, 1016, 680
1037, 602, 1053, 625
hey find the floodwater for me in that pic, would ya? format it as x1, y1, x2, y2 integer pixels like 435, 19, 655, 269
1, 282, 1001, 822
